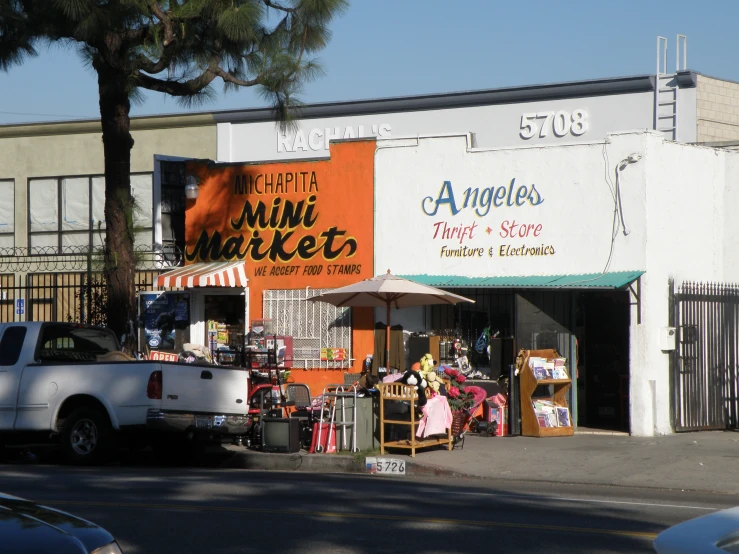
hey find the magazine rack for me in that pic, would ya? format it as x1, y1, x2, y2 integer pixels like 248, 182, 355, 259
519, 349, 574, 437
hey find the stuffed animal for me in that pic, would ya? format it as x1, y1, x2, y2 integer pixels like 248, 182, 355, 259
418, 353, 437, 377
416, 353, 440, 394
425, 370, 441, 394
400, 362, 428, 414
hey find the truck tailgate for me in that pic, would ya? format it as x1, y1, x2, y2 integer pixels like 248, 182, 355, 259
159, 364, 248, 415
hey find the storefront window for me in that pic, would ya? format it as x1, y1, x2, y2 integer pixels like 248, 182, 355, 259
263, 288, 352, 369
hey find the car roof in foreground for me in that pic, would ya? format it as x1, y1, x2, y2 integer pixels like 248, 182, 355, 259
0, 492, 115, 554
654, 506, 739, 553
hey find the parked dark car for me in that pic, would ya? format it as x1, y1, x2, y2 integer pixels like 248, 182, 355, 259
654, 506, 739, 553
0, 492, 122, 553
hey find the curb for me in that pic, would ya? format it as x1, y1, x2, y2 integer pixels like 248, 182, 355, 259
405, 460, 483, 480
216, 447, 479, 480
218, 449, 366, 473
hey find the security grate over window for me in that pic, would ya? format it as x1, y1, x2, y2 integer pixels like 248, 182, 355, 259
263, 288, 352, 369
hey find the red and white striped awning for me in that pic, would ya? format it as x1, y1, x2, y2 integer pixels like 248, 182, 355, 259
156, 261, 248, 288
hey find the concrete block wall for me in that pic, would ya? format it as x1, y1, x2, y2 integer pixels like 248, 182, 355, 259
696, 75, 739, 142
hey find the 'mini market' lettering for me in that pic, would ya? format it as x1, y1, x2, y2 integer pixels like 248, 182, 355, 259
422, 179, 544, 217
185, 194, 357, 263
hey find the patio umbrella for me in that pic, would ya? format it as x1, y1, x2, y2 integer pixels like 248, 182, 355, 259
306, 271, 474, 368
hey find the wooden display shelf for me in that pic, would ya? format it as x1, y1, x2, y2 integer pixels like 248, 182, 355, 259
382, 437, 453, 450
519, 348, 574, 438
378, 382, 452, 458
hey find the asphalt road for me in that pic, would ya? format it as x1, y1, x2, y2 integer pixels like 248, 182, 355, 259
0, 460, 737, 554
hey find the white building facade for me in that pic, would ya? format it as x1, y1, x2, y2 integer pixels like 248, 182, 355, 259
214, 71, 699, 163
372, 131, 739, 437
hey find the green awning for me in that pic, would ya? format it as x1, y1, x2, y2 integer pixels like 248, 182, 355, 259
398, 271, 644, 289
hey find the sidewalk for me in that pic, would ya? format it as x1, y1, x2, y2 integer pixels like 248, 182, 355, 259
409, 431, 739, 494
221, 430, 739, 495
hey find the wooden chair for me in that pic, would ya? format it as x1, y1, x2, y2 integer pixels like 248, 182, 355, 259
378, 382, 452, 458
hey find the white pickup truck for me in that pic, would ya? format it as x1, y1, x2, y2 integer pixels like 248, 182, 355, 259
0, 322, 250, 464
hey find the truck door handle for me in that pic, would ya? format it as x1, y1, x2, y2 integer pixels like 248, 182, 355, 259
201, 370, 213, 380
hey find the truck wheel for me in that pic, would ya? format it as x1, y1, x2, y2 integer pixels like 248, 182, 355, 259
61, 407, 113, 465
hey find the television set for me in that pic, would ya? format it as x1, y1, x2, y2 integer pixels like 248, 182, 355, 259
262, 417, 300, 453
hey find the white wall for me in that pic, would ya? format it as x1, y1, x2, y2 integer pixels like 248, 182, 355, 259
219, 92, 654, 162
630, 137, 728, 435
372, 131, 738, 436
722, 152, 739, 282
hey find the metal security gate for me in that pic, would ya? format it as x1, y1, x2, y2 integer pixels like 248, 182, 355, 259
263, 288, 352, 370
670, 281, 739, 431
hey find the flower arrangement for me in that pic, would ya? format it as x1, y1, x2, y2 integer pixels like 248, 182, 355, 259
443, 367, 475, 412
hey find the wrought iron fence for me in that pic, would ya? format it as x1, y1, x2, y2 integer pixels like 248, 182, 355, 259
0, 271, 162, 325
0, 245, 179, 325
670, 280, 739, 431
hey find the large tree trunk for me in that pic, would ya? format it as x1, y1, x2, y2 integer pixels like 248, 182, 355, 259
97, 66, 136, 344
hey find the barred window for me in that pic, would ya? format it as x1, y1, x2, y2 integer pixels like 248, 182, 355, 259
263, 288, 352, 369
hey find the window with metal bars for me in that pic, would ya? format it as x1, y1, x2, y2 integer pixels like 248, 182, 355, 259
263, 288, 352, 369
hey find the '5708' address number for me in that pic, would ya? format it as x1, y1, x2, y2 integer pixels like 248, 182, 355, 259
520, 109, 589, 139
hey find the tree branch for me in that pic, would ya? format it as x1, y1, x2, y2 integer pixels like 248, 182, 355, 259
213, 65, 263, 87
149, 1, 175, 47
136, 58, 263, 94
135, 51, 171, 75
134, 69, 216, 95
262, 1, 298, 13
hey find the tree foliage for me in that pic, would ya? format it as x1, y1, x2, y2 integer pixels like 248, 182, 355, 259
0, 0, 347, 339
1, 0, 346, 115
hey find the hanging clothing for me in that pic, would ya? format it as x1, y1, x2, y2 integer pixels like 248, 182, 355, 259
417, 395, 453, 438
372, 322, 405, 374
390, 324, 405, 372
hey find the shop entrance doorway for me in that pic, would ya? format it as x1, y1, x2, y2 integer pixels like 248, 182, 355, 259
204, 293, 247, 355
577, 290, 630, 431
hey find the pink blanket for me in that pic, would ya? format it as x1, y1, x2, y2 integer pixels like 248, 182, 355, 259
416, 395, 452, 438
465, 385, 488, 408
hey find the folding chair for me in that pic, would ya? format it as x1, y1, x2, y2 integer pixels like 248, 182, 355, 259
285, 383, 315, 448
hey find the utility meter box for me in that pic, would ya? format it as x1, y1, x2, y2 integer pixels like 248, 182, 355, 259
660, 327, 677, 351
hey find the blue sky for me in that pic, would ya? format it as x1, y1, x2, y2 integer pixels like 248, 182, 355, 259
1, 0, 737, 124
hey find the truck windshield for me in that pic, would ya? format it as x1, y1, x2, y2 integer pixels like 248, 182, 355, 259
39, 325, 119, 362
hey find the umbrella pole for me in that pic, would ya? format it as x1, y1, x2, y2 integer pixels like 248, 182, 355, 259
385, 302, 391, 369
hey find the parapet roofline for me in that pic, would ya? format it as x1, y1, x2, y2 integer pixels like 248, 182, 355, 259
0, 69, 700, 133
213, 70, 698, 123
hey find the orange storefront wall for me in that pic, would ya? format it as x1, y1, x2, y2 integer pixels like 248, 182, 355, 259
185, 140, 376, 380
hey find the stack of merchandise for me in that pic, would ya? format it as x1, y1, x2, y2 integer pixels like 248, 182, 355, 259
532, 399, 571, 428
552, 357, 569, 380
483, 393, 509, 436
528, 356, 569, 380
